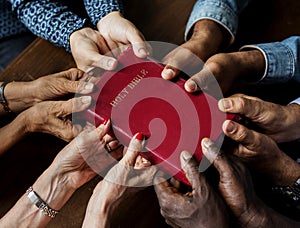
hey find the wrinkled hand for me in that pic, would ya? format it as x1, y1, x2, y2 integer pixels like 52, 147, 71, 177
201, 138, 267, 226
154, 151, 229, 228
33, 68, 94, 101
21, 96, 91, 141
70, 12, 148, 72
162, 19, 230, 80
181, 50, 265, 94
219, 94, 300, 142
48, 119, 122, 190
220, 119, 300, 186
82, 133, 157, 228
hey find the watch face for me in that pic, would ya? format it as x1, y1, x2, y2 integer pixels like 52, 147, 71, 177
28, 191, 39, 204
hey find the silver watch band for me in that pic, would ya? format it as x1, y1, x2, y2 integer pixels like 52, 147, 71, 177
26, 186, 59, 219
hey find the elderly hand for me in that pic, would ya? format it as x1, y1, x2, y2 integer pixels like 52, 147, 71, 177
154, 151, 229, 228
20, 96, 92, 141
181, 50, 265, 94
82, 133, 157, 228
70, 12, 148, 72
201, 138, 300, 227
0, 119, 122, 227
161, 19, 230, 80
2, 68, 94, 114
219, 94, 300, 142
48, 118, 122, 190
220, 119, 300, 186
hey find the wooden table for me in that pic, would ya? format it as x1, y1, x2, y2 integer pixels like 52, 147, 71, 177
0, 0, 299, 227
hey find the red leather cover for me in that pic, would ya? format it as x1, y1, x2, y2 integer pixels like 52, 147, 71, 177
81, 47, 237, 186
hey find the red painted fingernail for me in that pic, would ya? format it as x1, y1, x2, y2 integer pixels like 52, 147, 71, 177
101, 118, 109, 125
135, 132, 144, 140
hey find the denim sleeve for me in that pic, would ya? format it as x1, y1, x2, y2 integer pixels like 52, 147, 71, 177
185, 0, 250, 42
84, 0, 123, 26
241, 36, 300, 84
9, 0, 87, 52
290, 97, 300, 105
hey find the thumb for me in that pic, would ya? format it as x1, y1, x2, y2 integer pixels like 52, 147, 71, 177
180, 151, 200, 188
121, 133, 145, 167
55, 96, 92, 117
126, 28, 149, 58
201, 138, 233, 179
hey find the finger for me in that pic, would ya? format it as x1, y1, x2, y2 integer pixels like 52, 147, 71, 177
121, 133, 145, 166
201, 138, 233, 179
65, 81, 94, 94
75, 119, 111, 151
59, 68, 85, 81
161, 47, 185, 79
184, 66, 215, 93
91, 54, 118, 71
49, 118, 78, 141
126, 29, 148, 58
222, 120, 264, 151
53, 96, 91, 117
134, 155, 152, 169
218, 95, 266, 120
180, 151, 201, 188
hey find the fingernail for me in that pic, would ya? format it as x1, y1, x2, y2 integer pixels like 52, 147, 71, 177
185, 80, 198, 92
221, 99, 232, 110
84, 83, 94, 91
201, 138, 212, 151
141, 157, 151, 164
101, 117, 109, 125
181, 150, 192, 161
138, 48, 147, 56
135, 132, 144, 141
81, 96, 91, 104
162, 68, 175, 79
226, 121, 236, 133
107, 59, 116, 68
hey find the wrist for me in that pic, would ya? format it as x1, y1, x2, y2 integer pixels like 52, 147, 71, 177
238, 200, 269, 227
190, 19, 231, 59
4, 81, 40, 113
237, 49, 265, 83
32, 166, 76, 211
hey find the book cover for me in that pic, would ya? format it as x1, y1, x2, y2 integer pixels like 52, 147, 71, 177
81, 47, 237, 186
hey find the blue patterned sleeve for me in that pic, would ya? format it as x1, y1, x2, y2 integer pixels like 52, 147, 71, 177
9, 0, 87, 52
84, 0, 123, 25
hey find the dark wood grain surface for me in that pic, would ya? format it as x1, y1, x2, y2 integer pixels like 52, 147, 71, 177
0, 0, 299, 227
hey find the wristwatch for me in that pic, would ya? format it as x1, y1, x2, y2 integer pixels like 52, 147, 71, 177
0, 82, 12, 112
26, 186, 59, 218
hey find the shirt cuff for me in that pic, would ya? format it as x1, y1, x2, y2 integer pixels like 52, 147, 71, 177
185, 0, 238, 43
240, 42, 296, 84
290, 97, 300, 105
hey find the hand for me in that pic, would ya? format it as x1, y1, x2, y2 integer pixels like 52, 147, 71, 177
154, 151, 229, 228
182, 50, 265, 94
48, 118, 122, 190
0, 119, 122, 227
221, 119, 300, 186
219, 94, 300, 142
161, 19, 230, 80
21, 96, 92, 141
3, 68, 94, 113
70, 12, 148, 72
201, 138, 300, 227
82, 133, 157, 228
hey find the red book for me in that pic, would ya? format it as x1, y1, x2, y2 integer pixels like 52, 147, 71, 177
81, 47, 237, 186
